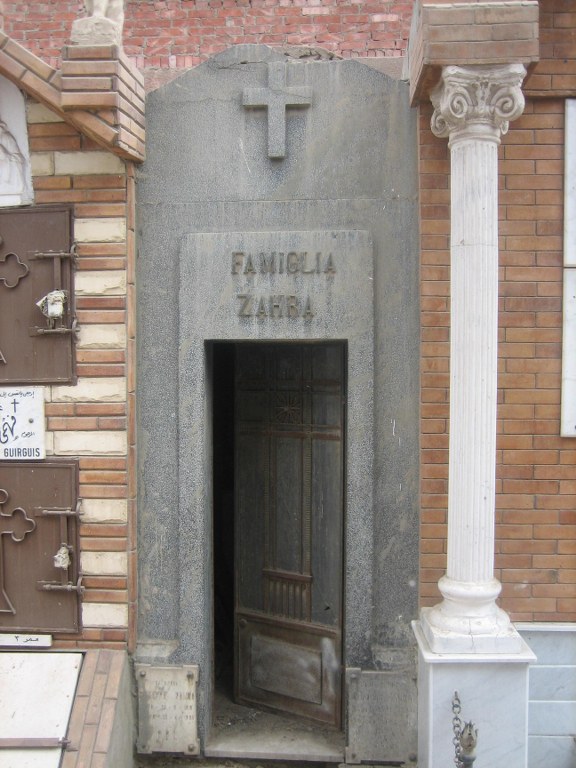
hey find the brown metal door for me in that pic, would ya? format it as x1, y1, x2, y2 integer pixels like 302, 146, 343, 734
0, 461, 81, 632
235, 343, 344, 727
0, 206, 76, 384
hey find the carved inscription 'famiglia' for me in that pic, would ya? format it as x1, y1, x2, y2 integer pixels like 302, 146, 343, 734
232, 251, 336, 275
231, 250, 335, 320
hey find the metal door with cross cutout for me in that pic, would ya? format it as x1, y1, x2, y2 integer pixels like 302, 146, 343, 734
0, 206, 76, 384
0, 461, 81, 632
235, 343, 345, 727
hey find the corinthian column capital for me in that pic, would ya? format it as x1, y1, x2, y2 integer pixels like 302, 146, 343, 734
431, 64, 527, 142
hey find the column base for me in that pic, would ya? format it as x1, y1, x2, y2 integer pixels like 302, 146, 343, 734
413, 620, 535, 768
420, 605, 524, 654
420, 576, 525, 653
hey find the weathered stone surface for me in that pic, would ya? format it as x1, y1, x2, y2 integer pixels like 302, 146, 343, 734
136, 45, 419, 759
54, 150, 125, 176
81, 498, 128, 523
135, 665, 200, 755
346, 666, 418, 764
70, 15, 123, 47
52, 376, 126, 402
82, 601, 127, 627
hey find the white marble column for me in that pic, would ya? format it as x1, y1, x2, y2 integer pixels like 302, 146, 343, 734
420, 64, 527, 654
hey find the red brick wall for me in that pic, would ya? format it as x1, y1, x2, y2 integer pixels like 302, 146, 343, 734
1, 0, 412, 76
419, 0, 576, 622
3, 0, 574, 627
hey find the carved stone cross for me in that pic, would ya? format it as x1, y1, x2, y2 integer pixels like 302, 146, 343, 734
0, 488, 36, 613
243, 61, 312, 159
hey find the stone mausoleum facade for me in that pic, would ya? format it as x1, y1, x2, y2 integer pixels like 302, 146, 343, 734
0, 1, 574, 766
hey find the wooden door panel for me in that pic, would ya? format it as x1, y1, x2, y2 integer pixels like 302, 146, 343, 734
311, 439, 342, 627
236, 612, 341, 726
235, 343, 344, 727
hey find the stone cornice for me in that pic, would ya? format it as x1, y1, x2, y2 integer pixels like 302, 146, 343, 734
407, 0, 539, 106
0, 31, 144, 162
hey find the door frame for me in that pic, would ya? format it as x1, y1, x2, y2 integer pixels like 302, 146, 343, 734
210, 341, 347, 728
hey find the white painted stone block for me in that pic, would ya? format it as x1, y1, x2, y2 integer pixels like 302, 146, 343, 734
44, 431, 54, 454
53, 430, 127, 455
30, 152, 54, 176
54, 151, 125, 176
81, 498, 128, 523
27, 102, 65, 124
415, 621, 534, 768
517, 623, 576, 767
564, 100, 575, 267
528, 735, 576, 768
0, 652, 81, 740
51, 377, 126, 402
75, 270, 127, 296
75, 217, 126, 243
529, 666, 576, 701
518, 623, 576, 665
78, 324, 126, 349
81, 551, 127, 576
561, 269, 576, 436
529, 701, 576, 737
82, 602, 128, 628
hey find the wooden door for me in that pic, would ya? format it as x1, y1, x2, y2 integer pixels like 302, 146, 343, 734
234, 343, 344, 727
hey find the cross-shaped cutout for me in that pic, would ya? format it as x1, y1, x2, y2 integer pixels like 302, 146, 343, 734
0, 251, 29, 289
243, 61, 312, 159
0, 488, 36, 613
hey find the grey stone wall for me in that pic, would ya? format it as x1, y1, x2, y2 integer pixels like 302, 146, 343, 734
136, 45, 419, 761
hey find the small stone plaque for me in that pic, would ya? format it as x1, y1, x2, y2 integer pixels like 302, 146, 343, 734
0, 387, 45, 460
136, 664, 200, 755
0, 633, 52, 648
345, 668, 417, 764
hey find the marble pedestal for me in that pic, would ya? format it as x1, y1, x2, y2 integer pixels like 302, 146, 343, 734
414, 621, 535, 768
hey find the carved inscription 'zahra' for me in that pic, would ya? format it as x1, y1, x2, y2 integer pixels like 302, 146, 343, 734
231, 250, 336, 320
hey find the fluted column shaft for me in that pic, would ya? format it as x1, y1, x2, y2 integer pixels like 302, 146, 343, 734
421, 64, 527, 652
449, 129, 499, 584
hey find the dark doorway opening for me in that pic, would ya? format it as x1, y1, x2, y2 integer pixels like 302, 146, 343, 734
209, 341, 346, 761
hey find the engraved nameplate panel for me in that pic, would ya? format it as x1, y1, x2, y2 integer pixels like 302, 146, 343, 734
136, 664, 200, 755
179, 230, 373, 342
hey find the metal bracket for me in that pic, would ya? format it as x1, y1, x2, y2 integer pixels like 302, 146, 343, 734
0, 737, 69, 748
38, 500, 82, 518
29, 316, 80, 341
37, 576, 84, 595
28, 244, 78, 264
